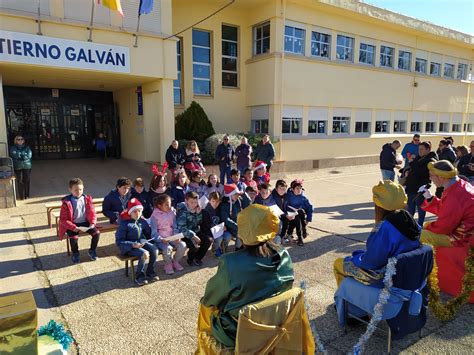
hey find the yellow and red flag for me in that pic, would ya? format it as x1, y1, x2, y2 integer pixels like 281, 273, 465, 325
97, 0, 123, 16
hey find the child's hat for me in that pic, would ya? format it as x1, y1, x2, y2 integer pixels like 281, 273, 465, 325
127, 198, 144, 215
224, 184, 240, 197
237, 204, 280, 246
253, 160, 267, 171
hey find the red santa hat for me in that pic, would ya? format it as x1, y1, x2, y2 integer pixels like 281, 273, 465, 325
127, 198, 144, 215
253, 160, 267, 171
224, 183, 241, 197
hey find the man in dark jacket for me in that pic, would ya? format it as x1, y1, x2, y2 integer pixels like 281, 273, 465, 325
404, 142, 438, 226
437, 140, 456, 163
165, 140, 185, 173
379, 140, 402, 181
457, 140, 474, 183
255, 134, 276, 172
215, 135, 235, 184
102, 177, 132, 224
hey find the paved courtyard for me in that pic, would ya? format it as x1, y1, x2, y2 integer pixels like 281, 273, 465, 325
0, 158, 472, 354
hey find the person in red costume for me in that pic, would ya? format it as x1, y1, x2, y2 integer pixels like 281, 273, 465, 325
417, 160, 474, 247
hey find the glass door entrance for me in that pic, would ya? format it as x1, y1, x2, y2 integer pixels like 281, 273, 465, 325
4, 86, 119, 159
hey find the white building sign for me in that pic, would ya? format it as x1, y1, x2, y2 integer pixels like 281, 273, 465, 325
0, 30, 130, 73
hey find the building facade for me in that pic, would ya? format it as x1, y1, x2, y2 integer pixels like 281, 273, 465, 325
0, 0, 176, 162
173, 0, 474, 163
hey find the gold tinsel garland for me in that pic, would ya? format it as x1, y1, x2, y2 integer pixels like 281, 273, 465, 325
427, 245, 474, 322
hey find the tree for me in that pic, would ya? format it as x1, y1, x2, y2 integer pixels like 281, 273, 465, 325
175, 101, 215, 142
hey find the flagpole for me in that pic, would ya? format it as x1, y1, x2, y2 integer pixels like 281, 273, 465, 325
36, 0, 42, 35
88, 0, 95, 42
133, 15, 141, 48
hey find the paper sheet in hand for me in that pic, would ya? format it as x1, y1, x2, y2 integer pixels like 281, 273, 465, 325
211, 222, 225, 239
269, 204, 284, 216
198, 195, 209, 209
165, 233, 184, 241
77, 226, 91, 232
286, 211, 298, 218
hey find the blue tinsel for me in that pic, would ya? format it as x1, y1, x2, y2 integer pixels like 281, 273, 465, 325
37, 320, 74, 350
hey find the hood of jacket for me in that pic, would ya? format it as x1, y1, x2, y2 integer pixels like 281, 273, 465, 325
385, 209, 420, 241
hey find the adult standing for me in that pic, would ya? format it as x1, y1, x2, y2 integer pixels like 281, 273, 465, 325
401, 134, 420, 164
404, 141, 438, 226
255, 134, 275, 172
215, 135, 234, 184
379, 140, 402, 181
457, 140, 474, 184
454, 145, 469, 167
234, 137, 252, 175
165, 140, 185, 176
9, 135, 32, 200
437, 140, 456, 164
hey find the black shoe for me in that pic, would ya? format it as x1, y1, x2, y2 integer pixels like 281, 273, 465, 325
194, 259, 203, 266
71, 253, 80, 264
297, 240, 304, 246
135, 276, 148, 287
302, 227, 308, 239
187, 258, 194, 266
146, 273, 159, 282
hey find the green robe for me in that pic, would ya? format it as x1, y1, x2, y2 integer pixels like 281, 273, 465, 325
201, 246, 294, 347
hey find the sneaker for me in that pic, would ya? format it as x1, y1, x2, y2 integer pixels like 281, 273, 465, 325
214, 248, 223, 258
71, 253, 80, 264
297, 240, 304, 247
135, 276, 148, 287
193, 259, 203, 266
147, 273, 160, 282
172, 260, 184, 271
164, 262, 174, 275
88, 250, 98, 261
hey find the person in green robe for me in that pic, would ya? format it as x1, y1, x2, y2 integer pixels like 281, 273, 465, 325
200, 204, 295, 348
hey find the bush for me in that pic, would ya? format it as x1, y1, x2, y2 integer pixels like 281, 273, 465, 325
175, 101, 215, 142
203, 133, 243, 165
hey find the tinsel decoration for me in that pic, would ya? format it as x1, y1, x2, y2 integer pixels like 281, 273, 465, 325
352, 257, 398, 355
428, 245, 474, 322
299, 280, 327, 354
37, 320, 74, 350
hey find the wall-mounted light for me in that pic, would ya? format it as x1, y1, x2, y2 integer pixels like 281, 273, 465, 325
413, 82, 418, 87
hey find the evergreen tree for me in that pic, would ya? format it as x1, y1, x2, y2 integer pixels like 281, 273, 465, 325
175, 101, 215, 142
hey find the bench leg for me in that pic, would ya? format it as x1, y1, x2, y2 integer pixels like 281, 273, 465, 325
47, 209, 52, 228
66, 237, 70, 256
131, 259, 136, 280
125, 260, 129, 277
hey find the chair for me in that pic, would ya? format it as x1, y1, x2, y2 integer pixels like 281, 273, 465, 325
196, 287, 315, 354
334, 245, 434, 354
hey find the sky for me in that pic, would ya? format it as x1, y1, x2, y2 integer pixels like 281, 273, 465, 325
363, 0, 474, 35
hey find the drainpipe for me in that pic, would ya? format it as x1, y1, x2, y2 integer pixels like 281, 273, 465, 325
279, 0, 286, 162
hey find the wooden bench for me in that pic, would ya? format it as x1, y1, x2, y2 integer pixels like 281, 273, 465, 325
52, 205, 103, 236
45, 197, 104, 228
116, 255, 139, 280
59, 220, 118, 256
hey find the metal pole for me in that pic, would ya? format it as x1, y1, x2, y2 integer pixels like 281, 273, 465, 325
36, 0, 42, 35
134, 15, 141, 48
88, 0, 95, 42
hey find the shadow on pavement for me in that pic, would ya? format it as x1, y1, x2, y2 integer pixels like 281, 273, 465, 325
315, 202, 374, 221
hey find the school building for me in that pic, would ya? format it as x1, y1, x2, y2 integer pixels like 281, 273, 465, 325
1, 0, 474, 166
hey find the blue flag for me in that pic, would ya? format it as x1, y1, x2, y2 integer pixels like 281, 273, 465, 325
139, 0, 153, 15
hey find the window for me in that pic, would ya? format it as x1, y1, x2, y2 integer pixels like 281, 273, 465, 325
253, 22, 270, 55
308, 120, 326, 134
393, 121, 406, 133
192, 29, 211, 96
415, 58, 427, 74
411, 122, 421, 132
222, 25, 238, 88
457, 63, 468, 80
332, 116, 350, 133
444, 63, 454, 79
282, 117, 301, 134
452, 123, 461, 132
359, 43, 375, 65
252, 119, 269, 134
398, 51, 411, 71
284, 25, 305, 55
375, 121, 389, 133
380, 46, 394, 68
439, 122, 449, 132
336, 35, 354, 61
174, 40, 183, 105
425, 122, 436, 132
355, 122, 370, 133
311, 32, 330, 58
430, 62, 441, 76
464, 123, 473, 132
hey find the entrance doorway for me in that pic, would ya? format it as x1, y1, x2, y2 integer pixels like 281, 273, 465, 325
4, 87, 120, 159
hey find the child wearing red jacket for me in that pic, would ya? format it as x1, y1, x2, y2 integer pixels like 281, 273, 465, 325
59, 178, 100, 264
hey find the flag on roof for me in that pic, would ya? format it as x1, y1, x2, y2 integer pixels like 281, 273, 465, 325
139, 0, 154, 15
98, 0, 123, 16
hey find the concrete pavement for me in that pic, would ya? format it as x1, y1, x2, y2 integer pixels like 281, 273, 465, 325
0, 158, 472, 354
